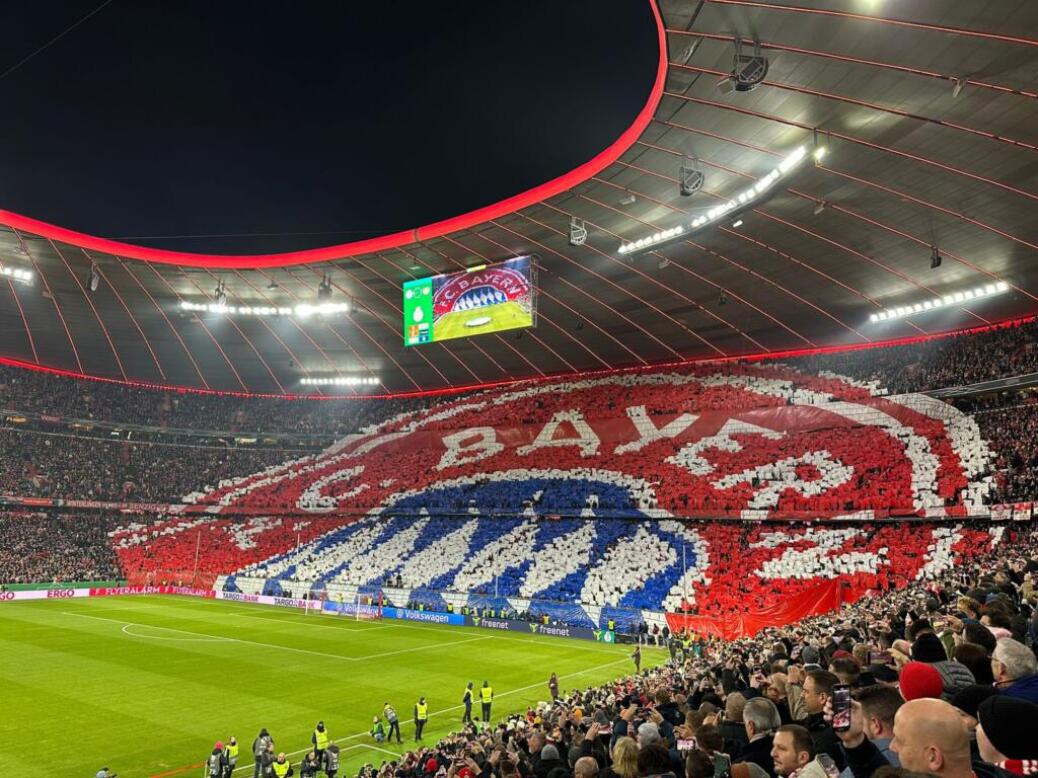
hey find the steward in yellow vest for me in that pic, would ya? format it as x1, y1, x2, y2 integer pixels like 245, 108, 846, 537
271, 753, 291, 778
224, 737, 239, 778
312, 721, 329, 759
480, 681, 494, 722
414, 697, 429, 741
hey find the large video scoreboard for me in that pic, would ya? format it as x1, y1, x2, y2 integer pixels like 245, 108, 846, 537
403, 256, 535, 346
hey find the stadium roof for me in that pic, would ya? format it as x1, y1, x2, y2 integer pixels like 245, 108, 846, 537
1, 0, 1037, 397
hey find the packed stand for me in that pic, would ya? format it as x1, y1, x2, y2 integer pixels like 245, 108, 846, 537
0, 511, 123, 583
788, 318, 1038, 395
182, 527, 1038, 778
959, 392, 1038, 505
0, 428, 290, 503
0, 364, 438, 436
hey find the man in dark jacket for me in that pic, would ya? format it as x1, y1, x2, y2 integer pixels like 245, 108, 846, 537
252, 729, 273, 778
738, 698, 781, 778
722, 693, 750, 760
802, 672, 847, 771
535, 744, 565, 778
992, 638, 1038, 705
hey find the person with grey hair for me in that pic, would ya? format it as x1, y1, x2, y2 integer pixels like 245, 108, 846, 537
638, 722, 662, 749
738, 698, 781, 778
992, 638, 1038, 704
574, 756, 599, 778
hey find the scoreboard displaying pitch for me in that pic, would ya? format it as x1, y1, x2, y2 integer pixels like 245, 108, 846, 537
403, 256, 535, 346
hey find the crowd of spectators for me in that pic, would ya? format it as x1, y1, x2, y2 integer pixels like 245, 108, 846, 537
0, 364, 437, 436
4, 318, 1038, 509
1, 317, 1037, 441
957, 391, 1038, 505
194, 526, 1038, 778
0, 511, 123, 583
0, 428, 290, 503
789, 318, 1038, 395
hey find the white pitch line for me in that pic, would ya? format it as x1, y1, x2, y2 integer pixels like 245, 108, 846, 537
169, 597, 658, 656
63, 610, 361, 663
227, 609, 395, 633
227, 655, 634, 774
64, 610, 493, 664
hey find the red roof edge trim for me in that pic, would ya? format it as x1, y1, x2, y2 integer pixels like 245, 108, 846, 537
0, 1, 667, 270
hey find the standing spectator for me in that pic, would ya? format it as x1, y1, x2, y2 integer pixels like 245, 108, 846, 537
384, 703, 402, 744
770, 725, 826, 778
992, 640, 1038, 704
739, 698, 781, 778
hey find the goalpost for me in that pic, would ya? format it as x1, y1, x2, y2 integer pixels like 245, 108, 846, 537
313, 589, 384, 621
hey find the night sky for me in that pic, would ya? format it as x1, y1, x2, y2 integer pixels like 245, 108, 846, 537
0, 1, 658, 254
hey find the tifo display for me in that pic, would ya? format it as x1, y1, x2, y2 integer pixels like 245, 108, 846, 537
402, 256, 535, 346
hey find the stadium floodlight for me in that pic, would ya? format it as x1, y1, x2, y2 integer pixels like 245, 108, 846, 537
731, 219, 744, 228
569, 217, 588, 247
868, 280, 1010, 322
1, 264, 34, 284
679, 156, 704, 196
88, 264, 100, 292
930, 245, 942, 269
180, 300, 349, 318
300, 376, 380, 386
619, 144, 810, 256
619, 190, 637, 206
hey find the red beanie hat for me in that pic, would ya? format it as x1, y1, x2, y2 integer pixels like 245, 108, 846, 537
899, 661, 944, 701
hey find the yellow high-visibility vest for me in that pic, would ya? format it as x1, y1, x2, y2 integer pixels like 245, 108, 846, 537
226, 743, 239, 760
272, 761, 291, 778
480, 686, 493, 703
416, 702, 428, 720
314, 728, 329, 750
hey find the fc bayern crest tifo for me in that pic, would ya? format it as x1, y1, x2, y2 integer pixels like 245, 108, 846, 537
144, 362, 1003, 627
184, 362, 992, 522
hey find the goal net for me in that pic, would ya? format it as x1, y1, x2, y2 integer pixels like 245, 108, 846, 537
325, 590, 383, 621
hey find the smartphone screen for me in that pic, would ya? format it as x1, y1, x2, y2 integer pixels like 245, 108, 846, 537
713, 753, 731, 778
869, 651, 891, 665
677, 739, 697, 751
832, 684, 852, 732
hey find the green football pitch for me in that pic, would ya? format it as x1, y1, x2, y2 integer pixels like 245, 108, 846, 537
0, 596, 665, 778
433, 301, 532, 342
